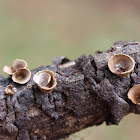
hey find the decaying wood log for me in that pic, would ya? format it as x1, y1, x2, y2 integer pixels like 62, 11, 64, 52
0, 41, 139, 140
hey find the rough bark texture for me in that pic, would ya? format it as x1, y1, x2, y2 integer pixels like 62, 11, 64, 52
0, 41, 139, 140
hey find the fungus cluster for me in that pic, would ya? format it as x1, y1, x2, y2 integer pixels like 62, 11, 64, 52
33, 70, 57, 93
2, 53, 139, 102
3, 59, 57, 95
108, 54, 140, 105
3, 59, 31, 84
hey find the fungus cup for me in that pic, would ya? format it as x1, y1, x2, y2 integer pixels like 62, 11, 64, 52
3, 66, 14, 76
5, 85, 17, 95
12, 68, 31, 84
33, 70, 57, 93
108, 54, 135, 77
3, 59, 28, 75
13, 59, 27, 71
128, 84, 140, 105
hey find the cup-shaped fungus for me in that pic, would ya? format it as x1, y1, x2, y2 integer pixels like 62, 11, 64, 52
13, 59, 27, 71
3, 59, 28, 75
3, 66, 15, 76
5, 85, 17, 95
108, 54, 135, 77
12, 68, 31, 84
33, 70, 57, 93
128, 84, 140, 105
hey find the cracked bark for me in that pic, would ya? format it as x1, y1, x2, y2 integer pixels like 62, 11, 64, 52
0, 41, 139, 140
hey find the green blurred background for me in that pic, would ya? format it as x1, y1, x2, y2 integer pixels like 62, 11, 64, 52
0, 0, 140, 140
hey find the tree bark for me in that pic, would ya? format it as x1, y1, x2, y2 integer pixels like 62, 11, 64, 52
0, 41, 139, 140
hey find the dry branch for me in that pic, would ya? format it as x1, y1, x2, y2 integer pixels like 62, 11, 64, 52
0, 41, 140, 140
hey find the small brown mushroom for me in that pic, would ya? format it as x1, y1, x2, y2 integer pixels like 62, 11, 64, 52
5, 85, 17, 95
3, 66, 15, 76
33, 70, 57, 93
13, 59, 27, 71
128, 84, 140, 105
108, 54, 135, 77
12, 68, 31, 84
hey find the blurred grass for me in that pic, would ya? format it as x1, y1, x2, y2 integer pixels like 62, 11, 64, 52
0, 0, 140, 140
